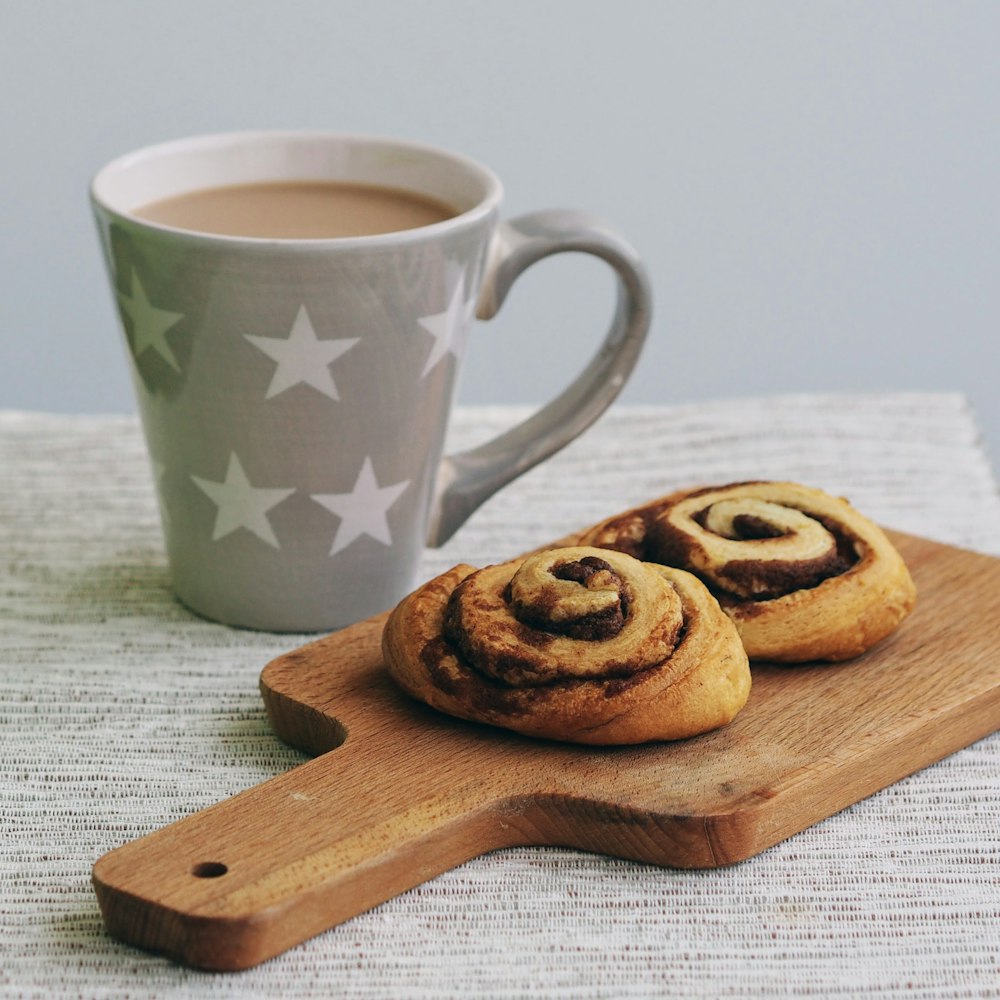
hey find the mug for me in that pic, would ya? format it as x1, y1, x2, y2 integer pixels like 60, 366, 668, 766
90, 132, 651, 631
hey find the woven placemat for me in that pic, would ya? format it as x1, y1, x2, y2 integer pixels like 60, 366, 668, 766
2, 393, 998, 998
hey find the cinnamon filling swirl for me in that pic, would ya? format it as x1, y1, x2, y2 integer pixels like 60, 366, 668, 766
508, 555, 630, 640
442, 547, 683, 687
646, 488, 860, 602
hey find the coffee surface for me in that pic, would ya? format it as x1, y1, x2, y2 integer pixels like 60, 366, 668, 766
134, 181, 456, 238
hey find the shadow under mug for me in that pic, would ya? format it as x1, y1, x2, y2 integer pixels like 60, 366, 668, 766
90, 132, 652, 632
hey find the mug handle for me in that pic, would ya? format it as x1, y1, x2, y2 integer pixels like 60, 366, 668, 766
426, 209, 653, 547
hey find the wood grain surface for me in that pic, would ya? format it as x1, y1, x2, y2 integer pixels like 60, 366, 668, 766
92, 531, 1000, 971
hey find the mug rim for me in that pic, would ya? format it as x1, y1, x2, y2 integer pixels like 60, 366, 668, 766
90, 130, 504, 249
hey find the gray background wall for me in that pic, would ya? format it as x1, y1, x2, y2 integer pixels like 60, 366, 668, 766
2, 1, 997, 468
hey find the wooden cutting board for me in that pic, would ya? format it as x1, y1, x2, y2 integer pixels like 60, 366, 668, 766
92, 530, 1000, 971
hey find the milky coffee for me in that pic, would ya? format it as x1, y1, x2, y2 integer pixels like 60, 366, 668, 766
135, 180, 456, 239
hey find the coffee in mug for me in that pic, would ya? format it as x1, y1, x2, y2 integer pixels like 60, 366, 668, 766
133, 180, 457, 239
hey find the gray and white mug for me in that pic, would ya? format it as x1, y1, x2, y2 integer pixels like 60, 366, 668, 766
91, 132, 651, 631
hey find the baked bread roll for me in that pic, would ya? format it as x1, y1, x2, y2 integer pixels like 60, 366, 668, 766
582, 481, 916, 663
383, 546, 750, 745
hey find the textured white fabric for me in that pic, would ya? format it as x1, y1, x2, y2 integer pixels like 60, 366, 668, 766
2, 393, 999, 998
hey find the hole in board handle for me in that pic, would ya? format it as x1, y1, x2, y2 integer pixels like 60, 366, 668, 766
191, 861, 228, 879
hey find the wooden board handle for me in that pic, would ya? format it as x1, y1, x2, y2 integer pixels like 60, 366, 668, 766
92, 733, 516, 971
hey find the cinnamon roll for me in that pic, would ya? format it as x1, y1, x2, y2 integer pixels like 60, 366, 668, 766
382, 546, 750, 745
582, 481, 916, 663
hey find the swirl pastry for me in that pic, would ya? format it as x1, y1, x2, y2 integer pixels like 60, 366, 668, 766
382, 546, 750, 745
582, 481, 916, 663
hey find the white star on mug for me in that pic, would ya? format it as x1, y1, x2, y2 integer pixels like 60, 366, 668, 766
116, 269, 185, 372
245, 304, 360, 400
311, 457, 410, 556
191, 452, 296, 548
417, 275, 475, 377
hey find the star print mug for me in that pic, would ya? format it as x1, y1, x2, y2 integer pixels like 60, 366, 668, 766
91, 132, 651, 631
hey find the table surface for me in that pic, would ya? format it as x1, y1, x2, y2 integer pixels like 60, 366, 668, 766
3, 393, 999, 999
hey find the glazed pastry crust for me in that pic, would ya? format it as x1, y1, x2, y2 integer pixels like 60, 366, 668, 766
382, 547, 750, 745
581, 481, 917, 663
